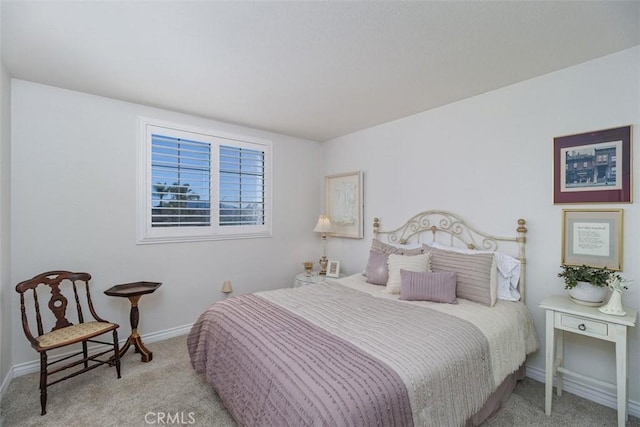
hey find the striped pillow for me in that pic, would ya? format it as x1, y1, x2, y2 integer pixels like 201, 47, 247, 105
386, 253, 431, 294
371, 239, 424, 255
399, 270, 458, 304
427, 246, 497, 306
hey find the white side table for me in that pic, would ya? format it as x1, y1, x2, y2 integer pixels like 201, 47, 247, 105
539, 295, 637, 427
294, 272, 328, 288
294, 272, 344, 287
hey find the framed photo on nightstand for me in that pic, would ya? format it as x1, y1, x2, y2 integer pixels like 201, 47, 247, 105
326, 260, 341, 278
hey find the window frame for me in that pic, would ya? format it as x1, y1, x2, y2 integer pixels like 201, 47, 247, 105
137, 117, 272, 244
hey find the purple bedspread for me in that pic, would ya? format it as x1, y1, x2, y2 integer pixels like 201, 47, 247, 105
188, 294, 413, 426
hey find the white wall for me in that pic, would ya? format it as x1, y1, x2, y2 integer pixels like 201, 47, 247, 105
322, 47, 640, 407
10, 80, 324, 366
0, 45, 13, 394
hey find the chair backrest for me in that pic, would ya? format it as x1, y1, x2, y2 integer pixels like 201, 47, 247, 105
15, 271, 104, 343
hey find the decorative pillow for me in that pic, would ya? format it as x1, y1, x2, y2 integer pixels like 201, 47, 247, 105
426, 246, 497, 306
365, 250, 390, 285
364, 239, 424, 283
399, 270, 458, 303
424, 242, 520, 301
371, 239, 424, 256
386, 253, 431, 294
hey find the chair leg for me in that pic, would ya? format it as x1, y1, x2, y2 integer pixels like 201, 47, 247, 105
82, 341, 89, 369
39, 352, 47, 415
113, 330, 121, 379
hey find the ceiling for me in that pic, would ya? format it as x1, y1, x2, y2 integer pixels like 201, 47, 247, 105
2, 1, 639, 142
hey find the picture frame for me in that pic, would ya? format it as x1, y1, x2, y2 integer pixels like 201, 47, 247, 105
326, 260, 341, 278
325, 171, 364, 239
553, 125, 632, 204
561, 209, 623, 270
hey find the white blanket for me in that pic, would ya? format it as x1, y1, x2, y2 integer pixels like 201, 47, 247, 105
334, 273, 540, 386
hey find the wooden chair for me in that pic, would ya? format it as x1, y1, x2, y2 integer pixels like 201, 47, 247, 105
15, 271, 122, 415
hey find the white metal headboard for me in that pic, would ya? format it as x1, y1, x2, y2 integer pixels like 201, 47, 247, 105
373, 210, 528, 302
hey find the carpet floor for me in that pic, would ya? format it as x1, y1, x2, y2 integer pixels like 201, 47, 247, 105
1, 334, 637, 426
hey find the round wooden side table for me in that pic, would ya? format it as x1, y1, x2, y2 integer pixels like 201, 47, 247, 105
104, 281, 162, 362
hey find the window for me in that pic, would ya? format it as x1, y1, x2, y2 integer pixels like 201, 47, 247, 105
138, 118, 272, 243
219, 145, 265, 226
151, 135, 211, 228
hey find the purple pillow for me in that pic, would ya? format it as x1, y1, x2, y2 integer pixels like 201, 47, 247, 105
365, 250, 389, 285
399, 270, 458, 304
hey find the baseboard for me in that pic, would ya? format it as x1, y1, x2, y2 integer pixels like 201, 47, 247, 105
11, 323, 194, 379
526, 364, 640, 418
0, 365, 15, 404
134, 323, 193, 345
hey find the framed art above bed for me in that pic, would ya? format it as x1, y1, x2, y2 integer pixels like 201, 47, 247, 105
325, 171, 363, 239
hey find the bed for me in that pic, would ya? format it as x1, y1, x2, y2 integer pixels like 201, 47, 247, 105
188, 210, 539, 426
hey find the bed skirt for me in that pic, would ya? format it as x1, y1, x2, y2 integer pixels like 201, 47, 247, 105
466, 364, 525, 426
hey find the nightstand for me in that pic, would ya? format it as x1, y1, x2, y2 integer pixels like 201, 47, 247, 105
539, 295, 637, 427
294, 272, 328, 288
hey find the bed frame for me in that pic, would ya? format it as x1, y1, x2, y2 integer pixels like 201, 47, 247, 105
372, 210, 528, 302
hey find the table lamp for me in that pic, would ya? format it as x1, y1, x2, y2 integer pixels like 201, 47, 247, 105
313, 214, 331, 275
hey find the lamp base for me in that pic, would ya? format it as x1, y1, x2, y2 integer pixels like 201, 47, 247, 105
318, 256, 328, 275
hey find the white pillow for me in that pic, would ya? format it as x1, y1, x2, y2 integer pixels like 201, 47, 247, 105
386, 253, 431, 294
389, 242, 423, 251
493, 252, 521, 301
424, 242, 521, 301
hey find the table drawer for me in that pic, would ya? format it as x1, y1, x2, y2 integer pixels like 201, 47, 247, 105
560, 314, 608, 336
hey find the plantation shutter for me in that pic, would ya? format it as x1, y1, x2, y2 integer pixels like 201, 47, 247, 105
150, 134, 211, 227
219, 145, 265, 226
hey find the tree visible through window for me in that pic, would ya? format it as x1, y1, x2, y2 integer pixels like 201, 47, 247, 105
151, 135, 211, 227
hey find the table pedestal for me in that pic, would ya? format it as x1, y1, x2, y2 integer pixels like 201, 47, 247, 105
104, 281, 162, 363
119, 295, 154, 362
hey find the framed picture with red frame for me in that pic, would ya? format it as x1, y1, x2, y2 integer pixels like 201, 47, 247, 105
553, 125, 632, 204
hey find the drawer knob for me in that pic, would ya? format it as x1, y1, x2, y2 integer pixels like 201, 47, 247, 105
578, 323, 586, 331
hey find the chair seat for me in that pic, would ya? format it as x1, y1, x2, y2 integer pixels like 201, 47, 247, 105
36, 321, 118, 350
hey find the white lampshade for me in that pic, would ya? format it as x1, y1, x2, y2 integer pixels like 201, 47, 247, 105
221, 280, 233, 294
313, 215, 332, 233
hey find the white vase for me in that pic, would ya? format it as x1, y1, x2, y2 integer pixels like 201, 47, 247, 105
568, 281, 607, 306
599, 290, 626, 316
